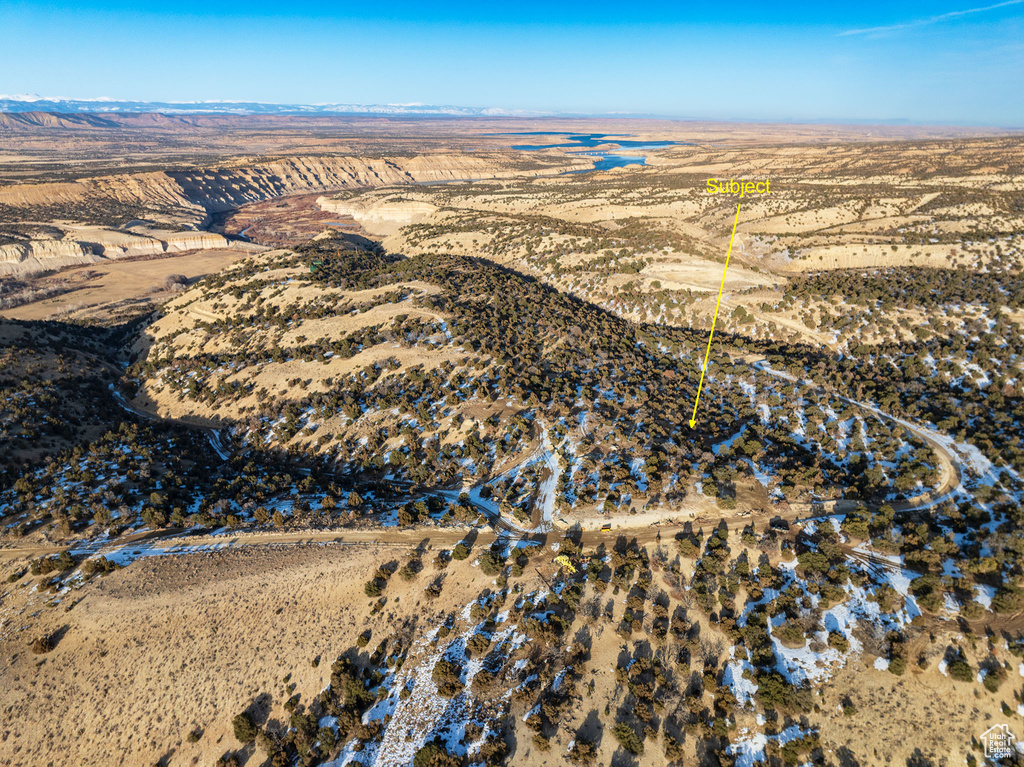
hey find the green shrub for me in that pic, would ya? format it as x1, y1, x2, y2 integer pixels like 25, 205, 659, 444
872, 584, 903, 613
414, 740, 461, 767
756, 670, 812, 712
478, 735, 509, 764
982, 668, 1005, 693
81, 557, 120, 577
676, 537, 698, 558
827, 631, 850, 653
910, 575, 944, 613
947, 658, 974, 683
960, 600, 984, 620
840, 510, 870, 539
569, 737, 598, 765
776, 622, 805, 647
479, 551, 504, 576
399, 562, 419, 581
992, 587, 1024, 614
612, 722, 644, 755
432, 659, 463, 697
232, 712, 259, 743
466, 632, 490, 657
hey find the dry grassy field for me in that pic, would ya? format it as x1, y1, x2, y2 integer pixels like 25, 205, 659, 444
0, 249, 248, 323
1, 544, 404, 766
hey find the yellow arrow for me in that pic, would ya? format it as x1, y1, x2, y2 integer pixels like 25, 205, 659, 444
689, 202, 742, 428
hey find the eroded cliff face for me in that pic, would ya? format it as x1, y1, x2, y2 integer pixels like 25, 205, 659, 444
317, 195, 438, 235
160, 232, 233, 252
0, 240, 103, 276
0, 153, 537, 218
0, 231, 246, 277
0, 153, 551, 276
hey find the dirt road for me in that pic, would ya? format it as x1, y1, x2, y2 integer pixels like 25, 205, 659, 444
0, 520, 686, 566
750, 359, 964, 513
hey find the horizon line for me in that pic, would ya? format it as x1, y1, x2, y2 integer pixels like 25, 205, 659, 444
0, 98, 1022, 130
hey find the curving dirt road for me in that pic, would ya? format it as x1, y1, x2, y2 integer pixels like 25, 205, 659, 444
111, 387, 232, 460
750, 359, 964, 514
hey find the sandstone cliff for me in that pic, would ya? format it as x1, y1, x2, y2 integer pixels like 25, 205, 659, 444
0, 231, 249, 277
0, 240, 103, 276
0, 152, 562, 277
0, 153, 539, 220
317, 196, 437, 235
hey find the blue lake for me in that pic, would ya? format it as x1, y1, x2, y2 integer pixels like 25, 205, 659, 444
489, 132, 690, 172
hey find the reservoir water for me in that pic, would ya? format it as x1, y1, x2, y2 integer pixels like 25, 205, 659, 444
490, 132, 690, 172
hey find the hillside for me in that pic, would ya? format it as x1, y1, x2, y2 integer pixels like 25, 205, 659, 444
122, 235, 983, 534
347, 136, 1024, 349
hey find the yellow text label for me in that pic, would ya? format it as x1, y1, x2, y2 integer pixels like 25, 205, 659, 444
707, 178, 770, 196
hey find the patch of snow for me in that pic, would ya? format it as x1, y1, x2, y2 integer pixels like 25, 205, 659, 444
974, 584, 996, 611
729, 724, 809, 767
713, 425, 748, 456
723, 657, 759, 706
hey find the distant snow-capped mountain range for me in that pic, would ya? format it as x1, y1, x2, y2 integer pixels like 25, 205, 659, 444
0, 96, 544, 116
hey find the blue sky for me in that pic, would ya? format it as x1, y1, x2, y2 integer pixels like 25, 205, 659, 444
2, 1, 1022, 125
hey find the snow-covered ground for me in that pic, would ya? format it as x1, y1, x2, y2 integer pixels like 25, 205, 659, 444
327, 595, 532, 767
535, 429, 560, 531
728, 724, 811, 767
723, 651, 759, 706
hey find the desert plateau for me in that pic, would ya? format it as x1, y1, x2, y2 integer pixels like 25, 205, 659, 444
2, 3, 1024, 764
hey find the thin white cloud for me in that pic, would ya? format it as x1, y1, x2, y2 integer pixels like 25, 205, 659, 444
838, 0, 1024, 36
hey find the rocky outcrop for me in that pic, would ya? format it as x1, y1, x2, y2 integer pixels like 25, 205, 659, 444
0, 152, 558, 277
0, 239, 103, 276
162, 232, 235, 252
318, 196, 437, 234
0, 154, 537, 221
78, 229, 234, 258
77, 229, 174, 258
0, 238, 98, 263
0, 231, 246, 277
